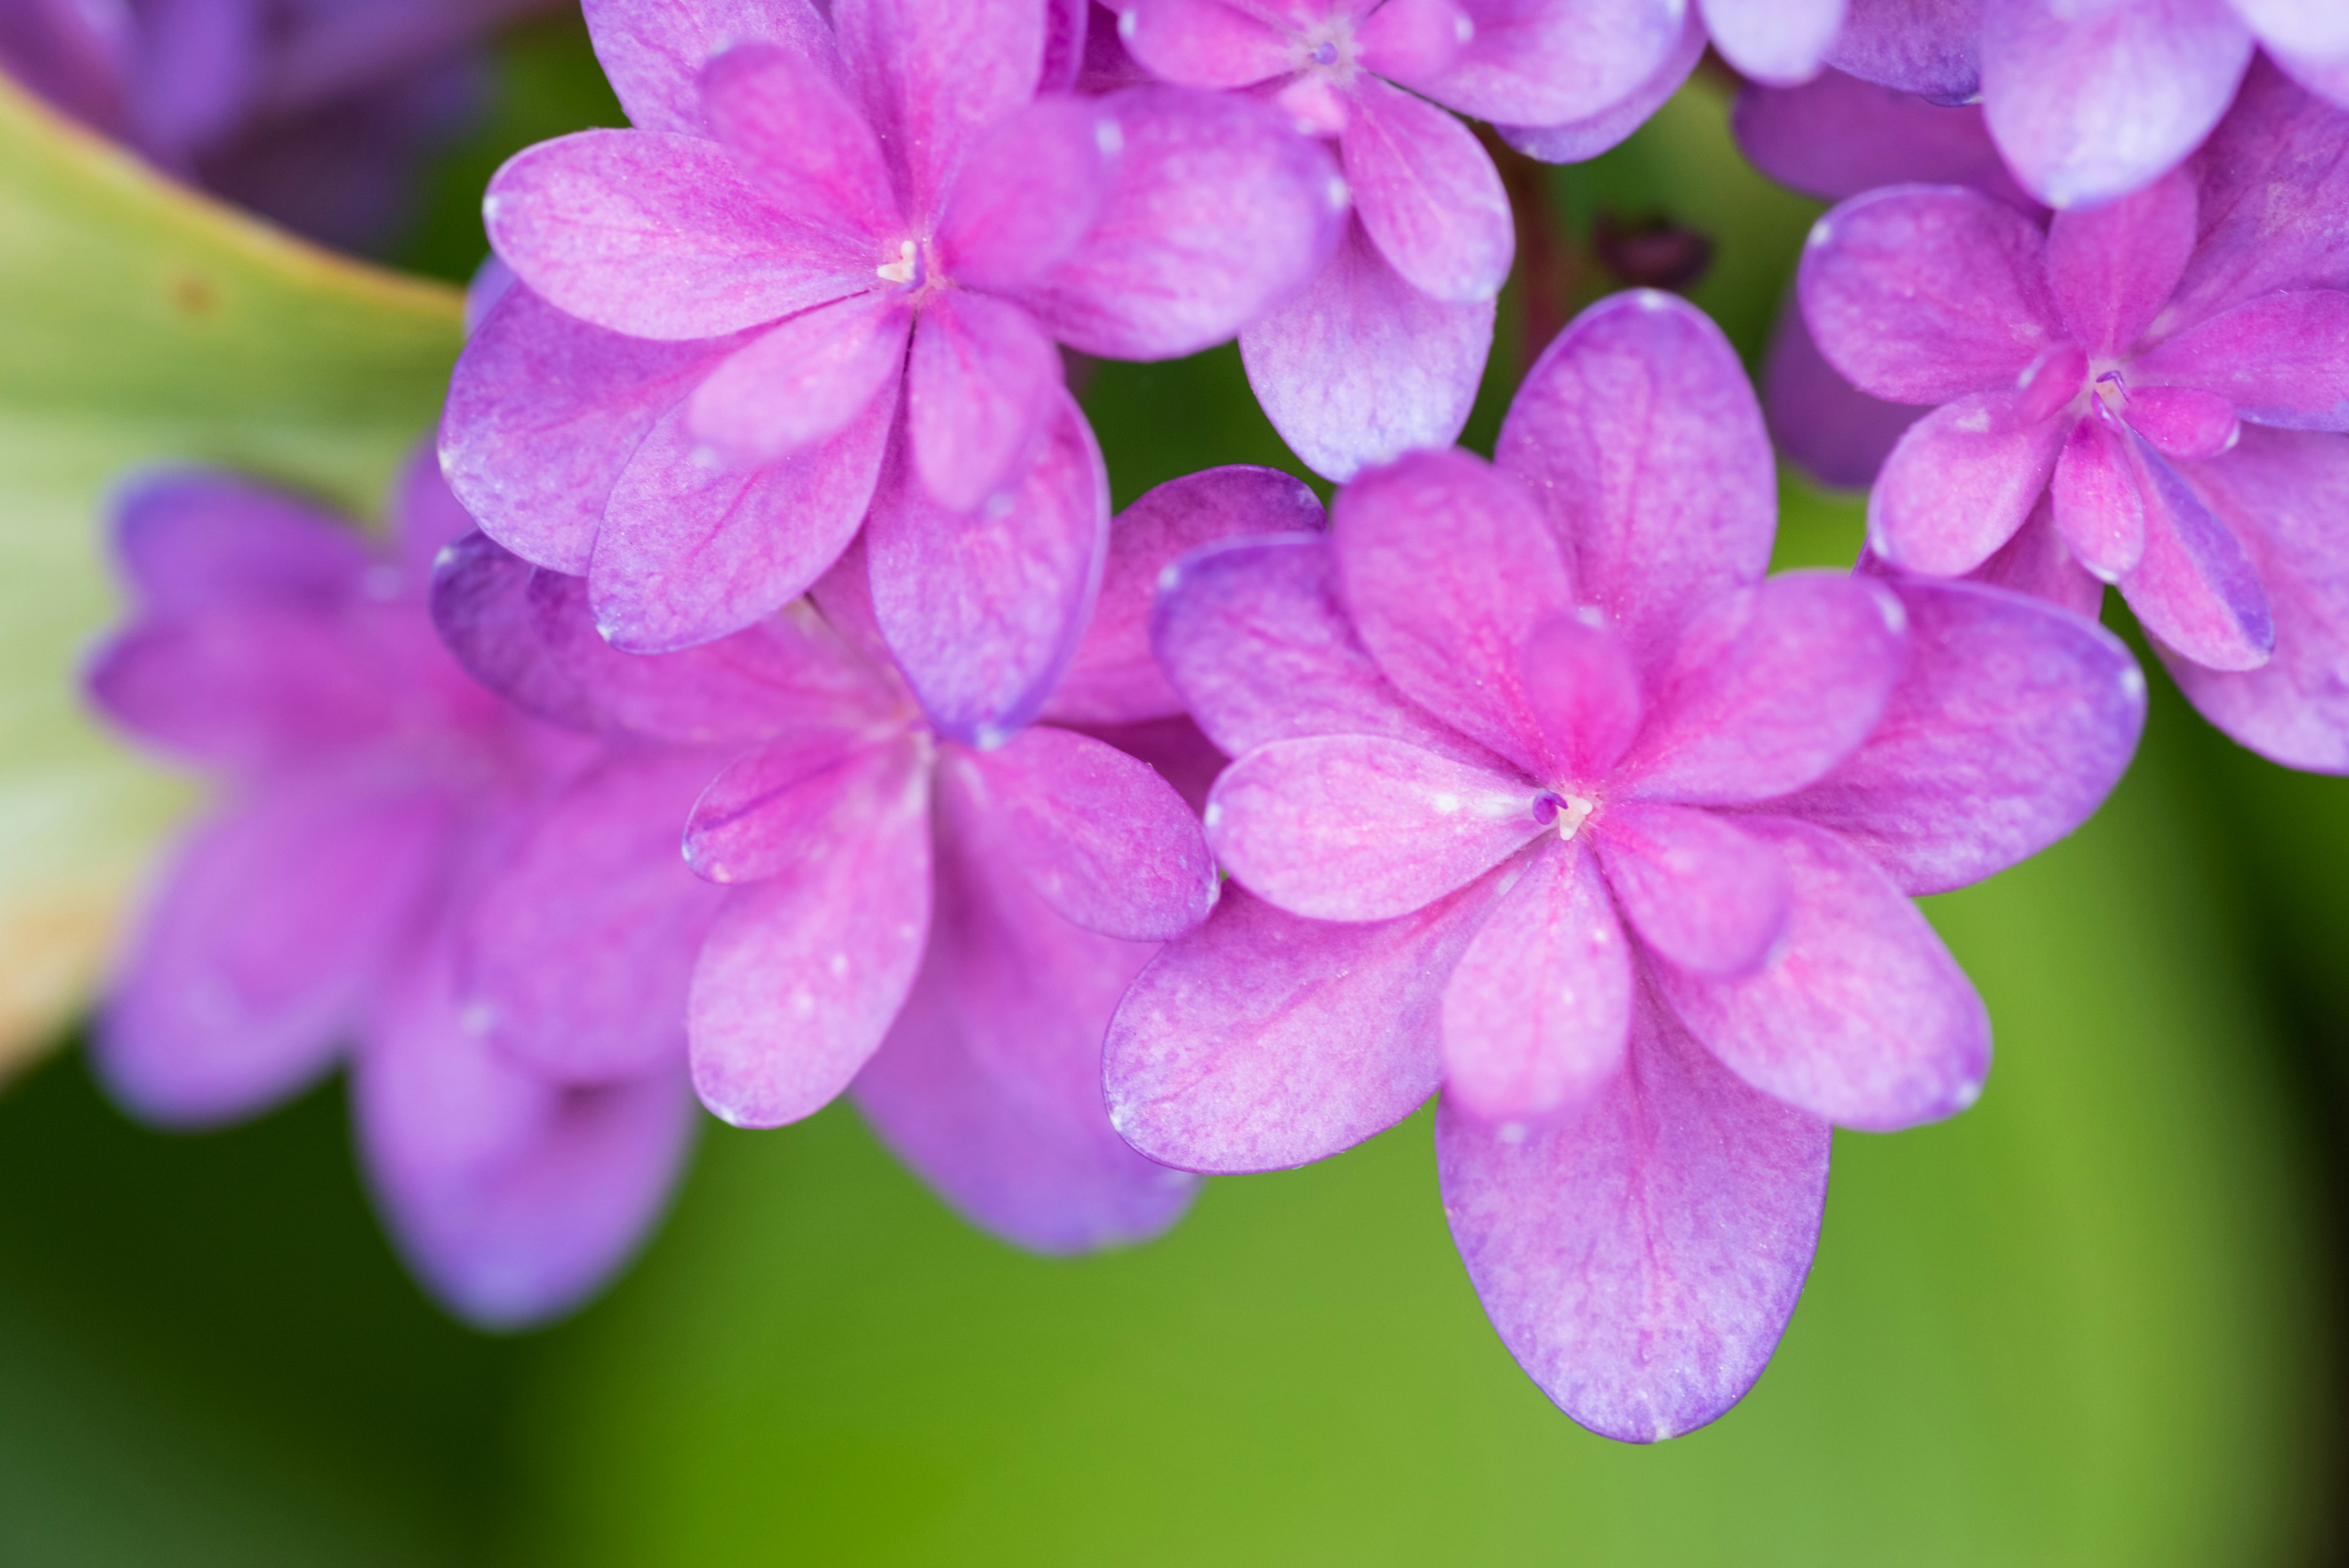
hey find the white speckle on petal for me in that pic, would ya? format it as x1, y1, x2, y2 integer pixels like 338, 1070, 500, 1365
460, 1002, 495, 1036
1203, 801, 1223, 830
2120, 666, 2146, 702
1575, 604, 1606, 629
1633, 289, 1671, 311
1429, 791, 1463, 814
1325, 174, 1351, 212
1497, 1121, 1528, 1145
791, 989, 817, 1019
1806, 217, 1833, 250
828, 953, 849, 978
1157, 563, 1184, 592
1954, 407, 1991, 434
1454, 13, 1474, 40
1118, 7, 1138, 38
1876, 592, 1907, 634
1096, 118, 1124, 157
1954, 1077, 1984, 1110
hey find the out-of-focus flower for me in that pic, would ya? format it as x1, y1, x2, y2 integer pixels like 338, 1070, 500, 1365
1105, 290, 2145, 1440
1801, 60, 2349, 768
447, 0, 1343, 743
83, 454, 702, 1328
0, 0, 549, 253
428, 466, 1282, 1252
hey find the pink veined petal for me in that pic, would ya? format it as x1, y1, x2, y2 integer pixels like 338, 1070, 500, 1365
109, 472, 369, 614
1105, 879, 1494, 1173
2046, 165, 2197, 353
1594, 801, 1791, 978
1868, 390, 2069, 577
1980, 0, 2254, 210
699, 42, 902, 244
1439, 838, 1631, 1122
867, 385, 1110, 743
461, 750, 729, 1085
2136, 289, 2349, 431
1207, 734, 1544, 921
954, 725, 1219, 940
1701, 0, 1846, 86
582, 0, 835, 136
2120, 427, 2274, 669
1619, 572, 1910, 806
440, 285, 749, 578
1151, 533, 1491, 761
95, 779, 449, 1128
1654, 814, 1991, 1129
1489, 7, 1704, 164
1732, 71, 2036, 208
1050, 465, 1326, 726
484, 130, 879, 341
2170, 58, 2349, 322
684, 730, 909, 885
688, 292, 912, 467
1825, 0, 1983, 100
1953, 495, 2110, 617
1358, 0, 1474, 81
1761, 291, 1927, 491
1334, 448, 1576, 775
1520, 612, 1644, 780
1772, 576, 2145, 893
686, 744, 933, 1128
831, 0, 1046, 223
592, 361, 899, 653
2167, 427, 2349, 768
1417, 0, 1682, 127
905, 291, 1063, 512
1115, 0, 1294, 87
1497, 291, 1778, 666
355, 938, 695, 1330
1339, 76, 1512, 305
1239, 219, 1493, 482
1436, 992, 1831, 1444
394, 447, 481, 589
2052, 409, 2148, 579
1797, 184, 2065, 404
1020, 85, 1346, 360
853, 797, 1197, 1254
1081, 713, 1230, 815
936, 95, 1117, 294
2124, 384, 2241, 459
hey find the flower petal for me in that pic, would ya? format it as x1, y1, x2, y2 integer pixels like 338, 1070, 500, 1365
1702, 0, 1845, 86
1655, 814, 1990, 1129
686, 747, 932, 1128
906, 291, 1062, 511
1020, 84, 1346, 360
1761, 292, 1926, 490
1106, 880, 1491, 1172
1417, 0, 1682, 126
1620, 572, 1910, 806
1595, 802, 1791, 978
1114, 0, 1292, 89
1050, 465, 1326, 726
1238, 220, 1493, 482
1868, 390, 2068, 577
440, 285, 747, 577
2046, 166, 2196, 353
484, 130, 878, 340
1440, 839, 1631, 1121
2051, 409, 2146, 579
1520, 612, 1644, 779
2136, 289, 2349, 431
2118, 431, 2274, 671
1956, 494, 2111, 617
1207, 735, 1543, 921
688, 292, 911, 467
1340, 76, 1510, 304
684, 730, 907, 885
1824, 0, 1983, 100
110, 472, 369, 614
2126, 384, 2241, 458
1436, 994, 1830, 1443
831, 0, 1047, 222
699, 41, 902, 243
1773, 576, 2144, 892
936, 95, 1117, 294
2170, 57, 2349, 322
1732, 70, 2032, 207
1497, 290, 1777, 667
1980, 0, 2252, 209
592, 362, 899, 652
867, 385, 1110, 742
1335, 449, 1575, 774
582, 0, 835, 135
956, 725, 1219, 940
1490, 7, 1705, 164
1798, 184, 2063, 404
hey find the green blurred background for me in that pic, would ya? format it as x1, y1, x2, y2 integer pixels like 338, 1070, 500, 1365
1, 18, 2343, 1564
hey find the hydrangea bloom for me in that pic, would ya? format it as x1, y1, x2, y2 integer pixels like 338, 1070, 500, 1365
444, 0, 1343, 743
0, 0, 545, 251
1801, 61, 2349, 768
1115, 0, 1709, 478
1103, 291, 2145, 1439
429, 466, 1279, 1252
84, 456, 700, 1327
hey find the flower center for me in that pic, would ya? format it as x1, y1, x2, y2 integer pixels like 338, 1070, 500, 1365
1533, 792, 1597, 839
2091, 366, 2129, 418
875, 239, 926, 290
1295, 18, 1357, 78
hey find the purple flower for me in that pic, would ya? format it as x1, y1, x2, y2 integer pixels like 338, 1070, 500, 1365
84, 454, 702, 1328
1798, 0, 2349, 208
1801, 59, 2349, 768
1104, 291, 2145, 1439
429, 465, 1279, 1252
0, 0, 546, 252
445, 0, 1343, 743
1115, 0, 1704, 478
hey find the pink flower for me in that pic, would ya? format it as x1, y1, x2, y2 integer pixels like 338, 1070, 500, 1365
429, 467, 1285, 1252
443, 0, 1343, 743
1104, 291, 2145, 1439
1801, 60, 2349, 768
1116, 0, 1703, 477
84, 456, 702, 1328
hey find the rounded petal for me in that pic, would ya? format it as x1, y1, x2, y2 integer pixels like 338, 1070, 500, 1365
2052, 408, 2148, 579
2170, 57, 2349, 321
2136, 289, 2349, 432
937, 95, 1117, 294
1490, 8, 1705, 164
1340, 76, 1511, 304
831, 0, 1047, 222
1594, 802, 1791, 978
109, 471, 369, 614
905, 291, 1063, 512
683, 730, 904, 885
1420, 0, 1683, 127
1761, 291, 1926, 491
1115, 0, 1293, 89
687, 293, 912, 467
1731, 70, 2032, 207
1868, 390, 2068, 578
699, 41, 902, 243
2045, 166, 2197, 354
582, 0, 836, 135
1520, 612, 1644, 779
2125, 384, 2242, 459
1824, 0, 1983, 100
1702, 0, 1845, 86
2117, 429, 2274, 671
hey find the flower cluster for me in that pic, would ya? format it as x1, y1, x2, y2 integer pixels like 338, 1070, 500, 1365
73, 0, 2349, 1440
